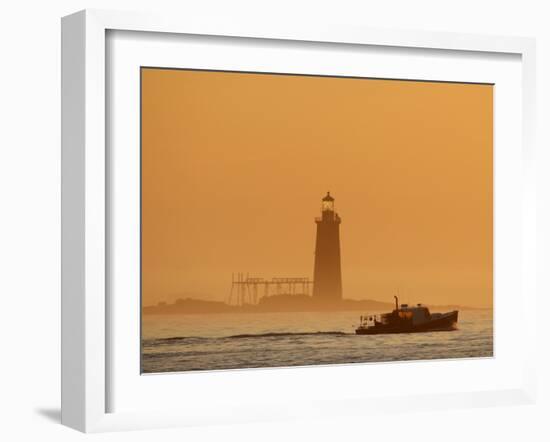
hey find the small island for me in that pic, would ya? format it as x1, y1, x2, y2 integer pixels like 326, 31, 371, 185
142, 295, 471, 315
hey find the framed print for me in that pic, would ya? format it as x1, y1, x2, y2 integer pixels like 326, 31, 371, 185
61, 9, 537, 433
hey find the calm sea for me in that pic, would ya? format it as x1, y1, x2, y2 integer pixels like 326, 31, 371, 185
141, 309, 493, 373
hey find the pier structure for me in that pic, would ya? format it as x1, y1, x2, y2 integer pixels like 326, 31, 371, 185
228, 273, 313, 306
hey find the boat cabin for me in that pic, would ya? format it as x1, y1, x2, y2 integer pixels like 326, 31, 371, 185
360, 299, 433, 328
395, 304, 431, 325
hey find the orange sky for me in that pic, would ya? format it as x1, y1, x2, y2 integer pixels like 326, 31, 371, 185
141, 68, 493, 308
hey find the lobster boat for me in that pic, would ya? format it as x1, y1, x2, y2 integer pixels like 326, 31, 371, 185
356, 296, 458, 335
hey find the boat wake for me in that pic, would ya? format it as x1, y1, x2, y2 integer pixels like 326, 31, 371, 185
148, 331, 350, 345
227, 331, 349, 339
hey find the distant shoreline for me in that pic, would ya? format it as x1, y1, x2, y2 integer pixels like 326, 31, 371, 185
142, 296, 488, 315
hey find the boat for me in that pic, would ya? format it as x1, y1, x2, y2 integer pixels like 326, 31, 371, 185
355, 296, 458, 335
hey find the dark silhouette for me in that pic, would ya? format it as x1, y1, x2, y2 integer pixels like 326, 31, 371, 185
312, 192, 343, 302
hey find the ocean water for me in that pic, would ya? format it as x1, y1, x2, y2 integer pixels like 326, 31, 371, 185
141, 309, 493, 373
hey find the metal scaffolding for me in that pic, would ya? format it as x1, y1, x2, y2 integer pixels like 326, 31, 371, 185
228, 273, 313, 306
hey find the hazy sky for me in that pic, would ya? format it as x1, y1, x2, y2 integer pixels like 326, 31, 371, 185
141, 68, 493, 308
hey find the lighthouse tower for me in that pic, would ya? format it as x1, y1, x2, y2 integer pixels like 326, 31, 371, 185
312, 192, 343, 302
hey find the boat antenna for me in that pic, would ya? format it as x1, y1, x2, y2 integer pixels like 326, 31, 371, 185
394, 295, 398, 311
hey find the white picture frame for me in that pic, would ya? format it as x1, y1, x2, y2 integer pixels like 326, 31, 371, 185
61, 9, 537, 433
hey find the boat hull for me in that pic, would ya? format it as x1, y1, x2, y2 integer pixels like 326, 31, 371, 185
356, 310, 458, 335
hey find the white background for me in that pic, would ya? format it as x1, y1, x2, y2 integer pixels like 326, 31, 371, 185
0, 1, 548, 441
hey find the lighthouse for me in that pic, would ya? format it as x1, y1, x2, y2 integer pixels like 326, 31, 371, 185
312, 192, 343, 302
